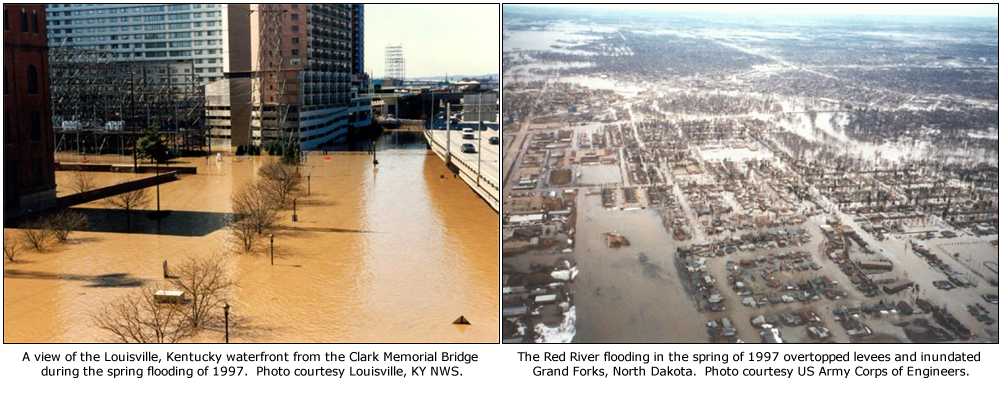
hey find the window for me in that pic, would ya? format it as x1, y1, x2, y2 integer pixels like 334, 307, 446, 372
31, 10, 38, 33
26, 65, 38, 95
4, 112, 11, 144
30, 111, 41, 141
4, 9, 9, 31
20, 9, 27, 32
291, 37, 299, 44
291, 25, 299, 32
291, 13, 299, 20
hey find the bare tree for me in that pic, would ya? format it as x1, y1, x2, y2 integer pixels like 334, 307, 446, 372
105, 187, 151, 231
68, 170, 96, 194
3, 234, 21, 262
19, 223, 51, 251
230, 181, 278, 252
92, 287, 193, 343
258, 162, 301, 206
171, 254, 236, 328
44, 210, 89, 242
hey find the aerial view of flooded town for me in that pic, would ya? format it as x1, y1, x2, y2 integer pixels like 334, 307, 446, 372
501, 5, 999, 343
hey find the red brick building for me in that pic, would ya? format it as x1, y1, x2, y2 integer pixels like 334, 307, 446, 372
4, 4, 56, 220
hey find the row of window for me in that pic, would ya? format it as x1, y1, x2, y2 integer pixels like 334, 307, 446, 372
4, 65, 40, 96
52, 27, 223, 36
48, 9, 221, 18
46, 4, 216, 12
3, 7, 40, 33
51, 20, 220, 30
54, 37, 223, 48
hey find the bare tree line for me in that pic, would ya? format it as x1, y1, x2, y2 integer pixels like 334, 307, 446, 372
5, 210, 89, 261
229, 161, 302, 252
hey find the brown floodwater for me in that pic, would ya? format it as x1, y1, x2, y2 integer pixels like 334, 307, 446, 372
4, 143, 499, 343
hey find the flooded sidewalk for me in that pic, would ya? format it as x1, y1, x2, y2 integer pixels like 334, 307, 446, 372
4, 148, 499, 343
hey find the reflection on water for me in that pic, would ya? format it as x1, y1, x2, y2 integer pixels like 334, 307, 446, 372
3, 142, 498, 343
321, 130, 429, 152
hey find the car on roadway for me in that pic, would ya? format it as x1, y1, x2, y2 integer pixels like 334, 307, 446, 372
489, 136, 500, 145
462, 127, 475, 140
461, 143, 476, 153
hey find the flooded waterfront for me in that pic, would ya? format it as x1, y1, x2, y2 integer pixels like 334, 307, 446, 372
4, 133, 499, 343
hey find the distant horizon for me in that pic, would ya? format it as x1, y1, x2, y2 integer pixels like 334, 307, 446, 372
505, 4, 999, 20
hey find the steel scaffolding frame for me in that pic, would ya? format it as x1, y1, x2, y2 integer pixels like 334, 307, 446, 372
48, 40, 206, 156
251, 4, 292, 148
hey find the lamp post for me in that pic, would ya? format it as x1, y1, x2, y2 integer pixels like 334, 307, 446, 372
269, 233, 274, 266
223, 302, 230, 344
292, 198, 297, 222
476, 94, 483, 188
307, 175, 311, 196
155, 158, 161, 213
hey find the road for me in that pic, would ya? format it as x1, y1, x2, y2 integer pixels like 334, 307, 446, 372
426, 128, 501, 211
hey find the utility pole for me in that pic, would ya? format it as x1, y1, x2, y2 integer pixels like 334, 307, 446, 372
130, 64, 138, 172
169, 65, 178, 156
155, 158, 161, 213
143, 66, 151, 128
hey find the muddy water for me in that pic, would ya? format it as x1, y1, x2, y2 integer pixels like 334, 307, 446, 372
571, 194, 704, 343
4, 141, 498, 343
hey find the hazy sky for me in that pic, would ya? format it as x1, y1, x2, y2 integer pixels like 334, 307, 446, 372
531, 4, 998, 18
365, 4, 499, 79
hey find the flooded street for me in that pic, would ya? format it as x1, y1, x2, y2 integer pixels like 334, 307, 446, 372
4, 133, 499, 343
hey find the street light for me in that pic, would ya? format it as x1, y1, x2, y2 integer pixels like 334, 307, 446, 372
269, 233, 274, 266
477, 119, 483, 189
292, 198, 298, 222
223, 302, 230, 344
307, 175, 311, 196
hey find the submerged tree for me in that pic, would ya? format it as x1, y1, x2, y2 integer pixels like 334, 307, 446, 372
68, 170, 96, 195
106, 187, 151, 231
92, 286, 193, 343
19, 223, 51, 251
258, 161, 300, 207
3, 234, 21, 262
230, 180, 280, 252
44, 209, 89, 242
92, 254, 237, 343
171, 254, 236, 328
